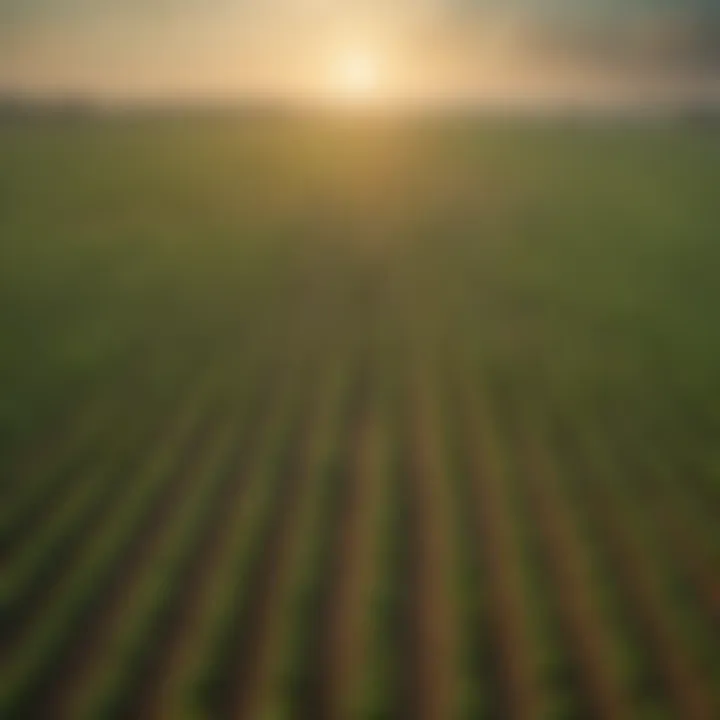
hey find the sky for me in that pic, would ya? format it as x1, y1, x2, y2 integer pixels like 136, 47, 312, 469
1, 1, 719, 104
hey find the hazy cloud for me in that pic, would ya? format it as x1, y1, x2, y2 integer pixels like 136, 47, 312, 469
1, 0, 718, 100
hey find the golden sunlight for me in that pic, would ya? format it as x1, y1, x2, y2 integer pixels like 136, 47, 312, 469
332, 49, 381, 100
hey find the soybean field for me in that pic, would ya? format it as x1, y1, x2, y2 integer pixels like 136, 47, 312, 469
1, 116, 720, 719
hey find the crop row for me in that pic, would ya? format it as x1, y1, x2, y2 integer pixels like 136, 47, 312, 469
4, 335, 719, 719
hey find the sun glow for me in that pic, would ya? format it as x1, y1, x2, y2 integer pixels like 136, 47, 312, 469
333, 49, 381, 100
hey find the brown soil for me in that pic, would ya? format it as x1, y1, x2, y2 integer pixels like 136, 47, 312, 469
14, 403, 227, 720
519, 431, 633, 720
462, 392, 545, 720
579, 441, 717, 720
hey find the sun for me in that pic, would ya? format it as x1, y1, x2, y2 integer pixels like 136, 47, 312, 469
334, 50, 381, 99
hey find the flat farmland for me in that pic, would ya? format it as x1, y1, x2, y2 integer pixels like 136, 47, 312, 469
1, 115, 719, 719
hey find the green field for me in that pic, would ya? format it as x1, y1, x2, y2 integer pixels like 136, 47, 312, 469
1, 116, 719, 719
